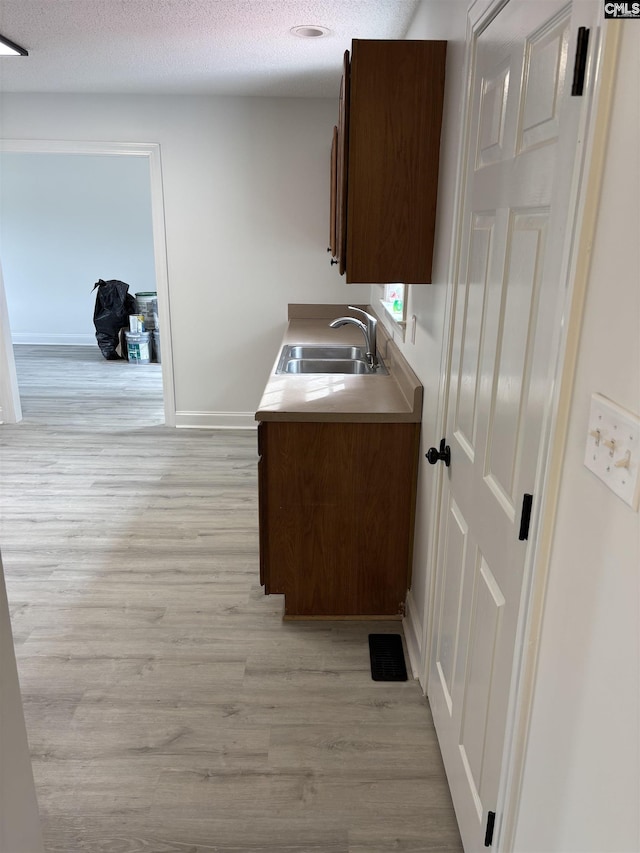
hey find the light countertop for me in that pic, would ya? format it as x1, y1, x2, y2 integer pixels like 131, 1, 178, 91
255, 305, 423, 423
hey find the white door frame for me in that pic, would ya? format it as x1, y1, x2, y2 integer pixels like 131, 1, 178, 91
0, 140, 176, 427
0, 261, 22, 424
421, 2, 619, 849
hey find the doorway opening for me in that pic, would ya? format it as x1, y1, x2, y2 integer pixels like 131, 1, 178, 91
0, 141, 174, 429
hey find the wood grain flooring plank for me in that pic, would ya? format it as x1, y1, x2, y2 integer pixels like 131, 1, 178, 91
267, 723, 441, 772
39, 815, 350, 853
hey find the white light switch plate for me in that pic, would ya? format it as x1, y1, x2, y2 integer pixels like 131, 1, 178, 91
584, 393, 640, 510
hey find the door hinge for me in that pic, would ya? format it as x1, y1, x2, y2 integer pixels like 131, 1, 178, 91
519, 493, 533, 541
571, 27, 590, 96
484, 810, 496, 847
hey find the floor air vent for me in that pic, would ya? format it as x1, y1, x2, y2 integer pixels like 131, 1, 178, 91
368, 633, 408, 681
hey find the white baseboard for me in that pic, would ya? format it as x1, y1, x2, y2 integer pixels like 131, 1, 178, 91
11, 333, 96, 346
174, 411, 257, 430
403, 589, 425, 690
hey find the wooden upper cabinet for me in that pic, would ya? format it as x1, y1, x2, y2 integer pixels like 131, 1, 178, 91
330, 39, 447, 285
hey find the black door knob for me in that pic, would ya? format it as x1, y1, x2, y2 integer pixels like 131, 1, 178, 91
330, 258, 339, 265
426, 438, 451, 467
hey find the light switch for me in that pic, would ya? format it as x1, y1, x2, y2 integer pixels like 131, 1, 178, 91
584, 393, 640, 510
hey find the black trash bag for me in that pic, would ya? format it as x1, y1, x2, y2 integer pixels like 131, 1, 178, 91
92, 279, 137, 360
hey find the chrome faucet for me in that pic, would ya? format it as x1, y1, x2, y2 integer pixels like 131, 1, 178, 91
329, 306, 379, 368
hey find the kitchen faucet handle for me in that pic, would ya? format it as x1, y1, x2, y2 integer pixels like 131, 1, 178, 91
347, 306, 378, 367
348, 306, 377, 342
348, 305, 375, 323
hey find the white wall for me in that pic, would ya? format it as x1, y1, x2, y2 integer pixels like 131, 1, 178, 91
513, 25, 640, 852
0, 152, 156, 344
0, 551, 44, 852
0, 94, 369, 424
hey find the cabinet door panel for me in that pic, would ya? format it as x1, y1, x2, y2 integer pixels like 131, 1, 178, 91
261, 421, 420, 617
257, 422, 268, 590
329, 125, 338, 258
337, 51, 350, 276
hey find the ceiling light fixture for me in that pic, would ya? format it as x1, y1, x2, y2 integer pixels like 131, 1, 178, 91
290, 25, 330, 39
0, 34, 28, 56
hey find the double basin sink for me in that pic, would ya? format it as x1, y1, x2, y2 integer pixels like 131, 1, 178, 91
276, 345, 388, 375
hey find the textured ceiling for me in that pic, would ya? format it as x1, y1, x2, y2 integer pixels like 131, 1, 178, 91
0, 0, 421, 97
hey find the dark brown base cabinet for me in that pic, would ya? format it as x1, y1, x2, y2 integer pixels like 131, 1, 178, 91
258, 420, 421, 618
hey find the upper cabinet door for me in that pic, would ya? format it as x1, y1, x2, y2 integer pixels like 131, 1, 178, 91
330, 40, 447, 285
329, 125, 338, 260
336, 50, 351, 276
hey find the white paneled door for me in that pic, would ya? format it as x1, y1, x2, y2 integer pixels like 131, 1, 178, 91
428, 1, 598, 849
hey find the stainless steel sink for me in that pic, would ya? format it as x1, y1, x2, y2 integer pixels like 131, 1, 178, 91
287, 345, 366, 360
283, 359, 372, 374
275, 344, 388, 375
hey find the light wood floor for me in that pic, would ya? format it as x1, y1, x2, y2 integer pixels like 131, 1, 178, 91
0, 346, 462, 853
